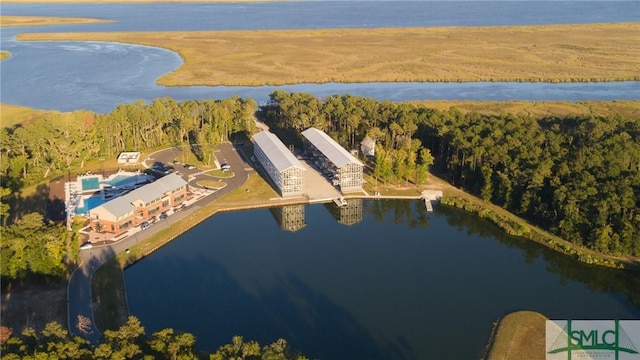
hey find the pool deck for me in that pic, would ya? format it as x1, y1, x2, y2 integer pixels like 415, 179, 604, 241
66, 170, 149, 220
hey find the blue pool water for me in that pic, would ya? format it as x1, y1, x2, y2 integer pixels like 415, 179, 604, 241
80, 177, 100, 191
74, 195, 107, 215
103, 175, 141, 187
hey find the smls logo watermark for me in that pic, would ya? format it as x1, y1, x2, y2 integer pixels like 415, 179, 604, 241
546, 320, 640, 360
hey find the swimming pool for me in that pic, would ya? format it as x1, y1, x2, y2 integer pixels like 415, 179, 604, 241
74, 195, 107, 215
81, 177, 100, 191
104, 175, 133, 187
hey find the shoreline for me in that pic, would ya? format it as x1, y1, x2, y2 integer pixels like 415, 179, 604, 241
117, 185, 640, 273
17, 23, 640, 86
483, 311, 548, 359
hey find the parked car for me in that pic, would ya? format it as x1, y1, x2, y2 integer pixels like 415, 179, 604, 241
184, 164, 196, 170
140, 221, 150, 230
80, 242, 93, 250
221, 163, 231, 171
159, 212, 168, 220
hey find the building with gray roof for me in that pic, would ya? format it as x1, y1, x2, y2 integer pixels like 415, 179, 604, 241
89, 173, 188, 234
301, 127, 363, 193
253, 131, 306, 197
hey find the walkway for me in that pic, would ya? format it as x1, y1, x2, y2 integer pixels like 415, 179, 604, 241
67, 142, 251, 344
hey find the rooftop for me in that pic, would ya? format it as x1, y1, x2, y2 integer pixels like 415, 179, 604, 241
253, 131, 306, 173
90, 173, 187, 219
301, 127, 363, 168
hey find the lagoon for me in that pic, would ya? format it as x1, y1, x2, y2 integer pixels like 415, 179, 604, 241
124, 200, 640, 359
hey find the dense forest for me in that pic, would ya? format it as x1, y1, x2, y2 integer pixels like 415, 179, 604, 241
260, 91, 640, 257
1, 97, 257, 279
0, 316, 307, 360
1, 92, 638, 282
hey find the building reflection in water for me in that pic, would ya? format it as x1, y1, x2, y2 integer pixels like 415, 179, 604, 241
323, 198, 363, 226
269, 204, 307, 232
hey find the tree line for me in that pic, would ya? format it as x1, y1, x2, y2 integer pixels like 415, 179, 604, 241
1, 92, 638, 280
1, 97, 256, 280
261, 91, 640, 257
0, 316, 308, 360
1, 97, 257, 198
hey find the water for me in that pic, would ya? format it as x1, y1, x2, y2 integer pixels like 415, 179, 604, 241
103, 174, 143, 187
75, 195, 104, 215
80, 177, 100, 191
124, 200, 640, 359
1, 1, 639, 113
3, 2, 638, 33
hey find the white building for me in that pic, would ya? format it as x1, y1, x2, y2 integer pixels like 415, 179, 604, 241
301, 127, 363, 193
252, 131, 306, 197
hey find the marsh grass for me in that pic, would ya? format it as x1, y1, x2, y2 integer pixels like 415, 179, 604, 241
0, 15, 114, 27
411, 100, 640, 119
484, 311, 548, 360
19, 23, 640, 86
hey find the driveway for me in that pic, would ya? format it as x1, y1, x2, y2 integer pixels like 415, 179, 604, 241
67, 142, 253, 343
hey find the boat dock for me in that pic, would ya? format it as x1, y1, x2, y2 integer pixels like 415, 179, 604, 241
422, 190, 443, 212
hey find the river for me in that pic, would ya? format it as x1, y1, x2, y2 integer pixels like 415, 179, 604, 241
1, 1, 639, 113
124, 200, 640, 359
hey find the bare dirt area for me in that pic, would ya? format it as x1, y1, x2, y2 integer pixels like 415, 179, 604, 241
1, 280, 68, 333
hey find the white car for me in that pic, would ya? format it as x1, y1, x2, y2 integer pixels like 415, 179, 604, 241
80, 242, 93, 250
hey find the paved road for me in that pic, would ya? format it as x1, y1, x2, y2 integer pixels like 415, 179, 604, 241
67, 143, 252, 344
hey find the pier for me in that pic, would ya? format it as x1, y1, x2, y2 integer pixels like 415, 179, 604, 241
421, 190, 443, 212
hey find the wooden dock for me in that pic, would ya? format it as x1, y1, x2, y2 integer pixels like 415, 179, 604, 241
421, 190, 443, 212
424, 199, 434, 212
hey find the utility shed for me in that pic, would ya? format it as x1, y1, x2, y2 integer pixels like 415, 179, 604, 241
253, 131, 306, 197
301, 127, 363, 193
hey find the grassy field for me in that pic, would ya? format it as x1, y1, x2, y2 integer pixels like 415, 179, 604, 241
485, 311, 548, 360
413, 100, 640, 119
17, 23, 640, 86
0, 15, 114, 27
1, 103, 60, 128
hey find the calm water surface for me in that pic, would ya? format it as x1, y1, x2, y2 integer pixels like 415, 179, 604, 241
1, 1, 639, 112
124, 200, 640, 359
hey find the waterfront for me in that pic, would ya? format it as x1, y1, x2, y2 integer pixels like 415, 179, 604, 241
1, 1, 639, 113
124, 200, 640, 359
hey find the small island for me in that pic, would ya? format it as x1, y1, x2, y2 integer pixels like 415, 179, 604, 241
17, 22, 640, 86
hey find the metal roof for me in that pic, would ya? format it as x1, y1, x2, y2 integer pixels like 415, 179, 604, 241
301, 127, 363, 168
253, 131, 306, 173
98, 196, 136, 220
127, 173, 187, 204
90, 173, 188, 219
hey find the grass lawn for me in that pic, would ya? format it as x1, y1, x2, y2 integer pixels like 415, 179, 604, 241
485, 311, 548, 360
91, 258, 128, 331
203, 169, 234, 178
18, 23, 640, 86
197, 179, 227, 189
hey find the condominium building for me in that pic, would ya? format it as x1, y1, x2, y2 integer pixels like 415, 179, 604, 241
301, 127, 363, 193
88, 173, 188, 234
253, 131, 306, 197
